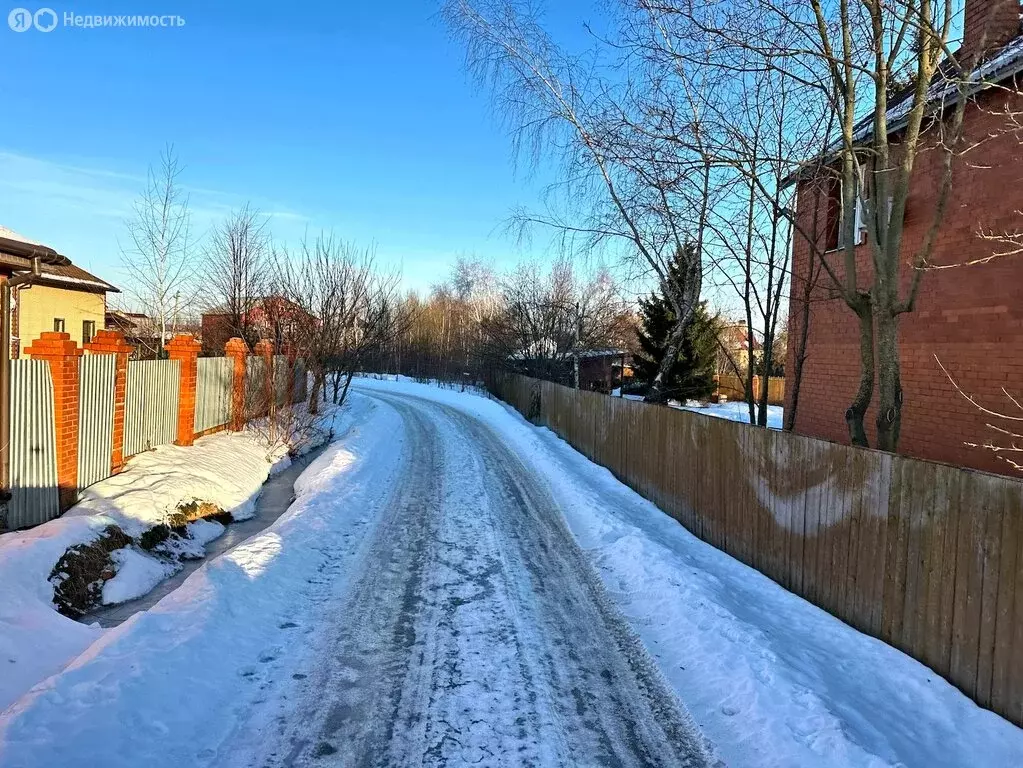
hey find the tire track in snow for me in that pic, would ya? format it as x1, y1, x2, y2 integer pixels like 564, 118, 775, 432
256, 391, 712, 768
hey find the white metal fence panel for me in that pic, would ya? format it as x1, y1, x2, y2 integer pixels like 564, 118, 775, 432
78, 354, 115, 490
244, 356, 268, 420
124, 359, 180, 457
5, 359, 59, 529
272, 355, 291, 406
195, 357, 233, 433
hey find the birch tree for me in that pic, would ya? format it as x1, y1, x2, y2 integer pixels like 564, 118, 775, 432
204, 204, 271, 347
443, 0, 707, 403
120, 145, 196, 347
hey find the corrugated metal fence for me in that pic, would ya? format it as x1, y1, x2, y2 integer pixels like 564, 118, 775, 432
273, 355, 291, 406
124, 359, 180, 457
78, 354, 115, 489
491, 373, 1023, 728
6, 360, 59, 529
245, 356, 268, 420
195, 357, 233, 433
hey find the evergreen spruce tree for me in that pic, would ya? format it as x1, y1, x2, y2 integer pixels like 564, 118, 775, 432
634, 248, 718, 402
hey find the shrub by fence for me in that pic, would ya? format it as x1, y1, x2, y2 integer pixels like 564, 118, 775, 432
490, 373, 1023, 727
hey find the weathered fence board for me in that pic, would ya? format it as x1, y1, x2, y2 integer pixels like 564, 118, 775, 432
124, 359, 180, 457
5, 360, 59, 529
490, 373, 1023, 727
78, 353, 115, 489
195, 357, 233, 434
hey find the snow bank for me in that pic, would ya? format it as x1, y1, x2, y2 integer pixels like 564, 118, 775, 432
0, 429, 292, 712
680, 399, 784, 429
350, 377, 1023, 768
0, 398, 393, 767
101, 548, 179, 605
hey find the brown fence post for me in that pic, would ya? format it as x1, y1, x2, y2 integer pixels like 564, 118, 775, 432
84, 329, 134, 474
254, 339, 274, 416
224, 337, 250, 430
165, 334, 202, 447
25, 332, 83, 511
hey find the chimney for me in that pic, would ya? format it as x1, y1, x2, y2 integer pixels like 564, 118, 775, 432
961, 0, 1022, 64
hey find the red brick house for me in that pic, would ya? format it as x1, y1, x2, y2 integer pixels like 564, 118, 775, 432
785, 0, 1023, 475
200, 296, 315, 356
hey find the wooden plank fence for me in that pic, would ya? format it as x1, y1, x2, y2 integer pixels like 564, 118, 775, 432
718, 373, 785, 405
491, 373, 1023, 727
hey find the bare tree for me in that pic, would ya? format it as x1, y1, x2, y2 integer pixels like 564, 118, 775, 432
120, 145, 196, 348
204, 204, 271, 349
443, 0, 706, 403
272, 235, 409, 413
483, 258, 631, 386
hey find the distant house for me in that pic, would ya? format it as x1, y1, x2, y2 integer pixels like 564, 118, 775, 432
200, 296, 315, 356
0, 226, 119, 357
511, 348, 630, 393
105, 309, 162, 359
717, 321, 760, 376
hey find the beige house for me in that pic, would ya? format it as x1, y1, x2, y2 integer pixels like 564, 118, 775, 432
0, 226, 119, 356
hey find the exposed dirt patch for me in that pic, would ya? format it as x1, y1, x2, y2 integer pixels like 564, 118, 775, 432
138, 524, 172, 551
51, 500, 233, 618
169, 500, 232, 528
49, 526, 133, 617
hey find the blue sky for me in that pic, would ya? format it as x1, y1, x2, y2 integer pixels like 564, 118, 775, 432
0, 1, 603, 301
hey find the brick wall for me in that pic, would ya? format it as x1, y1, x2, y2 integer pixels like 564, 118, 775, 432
785, 87, 1023, 476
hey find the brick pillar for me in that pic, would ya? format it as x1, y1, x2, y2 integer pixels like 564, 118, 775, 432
165, 334, 202, 447
84, 329, 134, 474
225, 337, 250, 431
25, 332, 83, 511
254, 339, 275, 416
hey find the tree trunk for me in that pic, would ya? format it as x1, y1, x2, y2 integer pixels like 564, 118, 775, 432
784, 295, 813, 432
845, 308, 875, 447
338, 370, 355, 407
874, 310, 903, 452
645, 319, 688, 404
308, 372, 322, 415
757, 338, 772, 428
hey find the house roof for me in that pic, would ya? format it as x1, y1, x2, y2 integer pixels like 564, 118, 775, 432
785, 28, 1023, 185
0, 224, 118, 293
38, 262, 119, 293
849, 30, 1023, 145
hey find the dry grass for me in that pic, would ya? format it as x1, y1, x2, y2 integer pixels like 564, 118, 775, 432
49, 526, 133, 617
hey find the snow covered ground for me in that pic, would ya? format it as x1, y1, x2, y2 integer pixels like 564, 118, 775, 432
1, 379, 1020, 767
680, 399, 784, 429
347, 379, 1023, 767
0, 408, 336, 714
612, 390, 784, 429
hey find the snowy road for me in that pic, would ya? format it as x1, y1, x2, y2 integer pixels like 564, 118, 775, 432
7, 378, 1021, 768
230, 391, 710, 767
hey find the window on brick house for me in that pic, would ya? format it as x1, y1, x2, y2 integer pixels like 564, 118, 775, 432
82, 320, 96, 344
53, 318, 65, 332
824, 175, 867, 252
